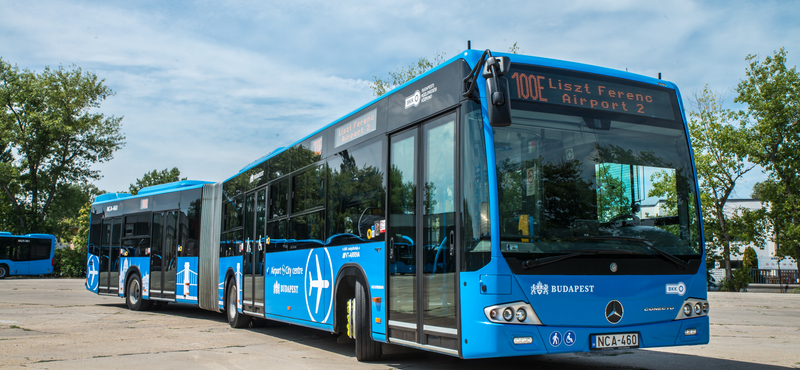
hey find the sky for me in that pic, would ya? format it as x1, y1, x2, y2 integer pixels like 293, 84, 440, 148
1, 0, 798, 197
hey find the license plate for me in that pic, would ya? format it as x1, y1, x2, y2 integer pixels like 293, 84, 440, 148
590, 332, 639, 350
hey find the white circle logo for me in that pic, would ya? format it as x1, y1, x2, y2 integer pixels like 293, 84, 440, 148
304, 248, 334, 323
87, 255, 99, 291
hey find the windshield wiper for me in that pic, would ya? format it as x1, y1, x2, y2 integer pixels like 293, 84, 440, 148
573, 236, 689, 270
520, 249, 639, 270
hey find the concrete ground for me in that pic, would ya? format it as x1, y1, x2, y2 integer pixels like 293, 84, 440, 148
1, 278, 798, 369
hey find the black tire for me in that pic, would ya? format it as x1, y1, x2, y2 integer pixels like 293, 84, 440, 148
126, 274, 152, 311
226, 280, 250, 328
354, 279, 381, 361
0, 264, 8, 279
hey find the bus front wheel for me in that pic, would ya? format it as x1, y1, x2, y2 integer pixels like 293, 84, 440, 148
349, 279, 381, 361
226, 280, 250, 328
126, 274, 152, 311
0, 264, 8, 279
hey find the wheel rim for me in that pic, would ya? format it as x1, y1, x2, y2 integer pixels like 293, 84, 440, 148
130, 279, 140, 305
0, 267, 6, 277
228, 286, 236, 319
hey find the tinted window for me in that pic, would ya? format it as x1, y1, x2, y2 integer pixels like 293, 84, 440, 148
269, 180, 288, 219
461, 102, 491, 271
290, 211, 324, 248
266, 219, 287, 252
0, 237, 11, 260
31, 239, 52, 259
124, 213, 151, 237
122, 237, 149, 257
14, 239, 31, 261
327, 139, 385, 246
89, 212, 102, 256
292, 165, 323, 213
220, 230, 242, 257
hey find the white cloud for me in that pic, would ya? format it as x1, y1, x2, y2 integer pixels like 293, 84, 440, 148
1, 0, 797, 194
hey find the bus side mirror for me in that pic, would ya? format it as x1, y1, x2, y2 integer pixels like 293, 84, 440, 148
483, 56, 512, 127
485, 76, 512, 127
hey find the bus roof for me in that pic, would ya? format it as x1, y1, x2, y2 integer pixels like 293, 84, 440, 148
94, 180, 214, 205
228, 49, 678, 181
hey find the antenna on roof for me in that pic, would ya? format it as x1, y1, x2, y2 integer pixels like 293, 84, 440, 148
467, 40, 471, 50
658, 72, 662, 80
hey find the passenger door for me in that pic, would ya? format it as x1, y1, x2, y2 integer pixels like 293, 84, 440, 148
99, 217, 121, 294
150, 211, 178, 300
242, 189, 267, 315
387, 112, 460, 354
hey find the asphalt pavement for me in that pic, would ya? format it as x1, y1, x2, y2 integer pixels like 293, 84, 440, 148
1, 278, 798, 369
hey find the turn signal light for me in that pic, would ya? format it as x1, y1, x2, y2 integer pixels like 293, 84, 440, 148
513, 336, 533, 345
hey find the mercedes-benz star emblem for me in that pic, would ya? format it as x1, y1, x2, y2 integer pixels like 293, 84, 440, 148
610, 262, 618, 273
605, 300, 624, 324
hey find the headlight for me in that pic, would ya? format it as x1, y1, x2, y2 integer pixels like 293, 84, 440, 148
516, 308, 527, 322
675, 298, 710, 320
503, 307, 514, 321
483, 302, 542, 325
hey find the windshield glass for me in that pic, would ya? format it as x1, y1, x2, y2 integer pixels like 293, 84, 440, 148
494, 93, 701, 267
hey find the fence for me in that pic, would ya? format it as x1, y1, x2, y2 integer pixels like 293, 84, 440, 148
744, 269, 800, 285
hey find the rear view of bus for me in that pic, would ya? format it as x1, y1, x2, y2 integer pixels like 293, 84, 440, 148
459, 51, 708, 357
0, 233, 56, 278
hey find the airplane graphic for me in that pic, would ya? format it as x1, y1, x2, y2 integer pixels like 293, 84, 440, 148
308, 254, 330, 314
87, 257, 99, 290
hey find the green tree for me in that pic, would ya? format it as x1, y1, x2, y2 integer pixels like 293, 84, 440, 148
689, 86, 757, 280
735, 48, 800, 263
371, 52, 446, 97
128, 167, 186, 195
0, 58, 124, 236
743, 246, 758, 269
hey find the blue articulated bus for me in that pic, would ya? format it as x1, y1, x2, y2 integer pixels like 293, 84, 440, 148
86, 49, 709, 360
0, 232, 56, 278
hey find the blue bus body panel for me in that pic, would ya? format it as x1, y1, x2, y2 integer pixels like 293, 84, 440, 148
219, 256, 241, 310
460, 257, 708, 359
259, 241, 386, 335
0, 233, 55, 277
176, 257, 200, 304
117, 257, 150, 299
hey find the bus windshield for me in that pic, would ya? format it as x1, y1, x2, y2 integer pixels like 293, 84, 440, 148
493, 100, 702, 270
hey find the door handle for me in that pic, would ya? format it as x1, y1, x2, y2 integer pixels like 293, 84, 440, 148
389, 237, 395, 261
449, 230, 455, 257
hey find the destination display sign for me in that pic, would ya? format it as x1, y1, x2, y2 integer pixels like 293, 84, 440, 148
335, 108, 377, 148
508, 65, 675, 120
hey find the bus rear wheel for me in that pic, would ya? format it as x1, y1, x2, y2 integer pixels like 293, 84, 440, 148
126, 274, 152, 311
226, 280, 250, 328
348, 279, 381, 361
0, 264, 8, 279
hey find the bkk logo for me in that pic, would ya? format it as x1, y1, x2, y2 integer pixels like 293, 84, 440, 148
405, 90, 421, 109
666, 281, 686, 296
